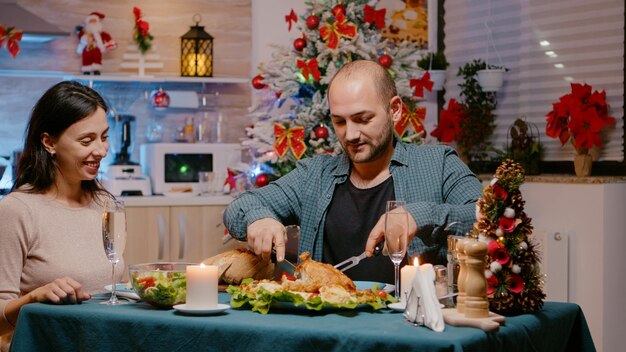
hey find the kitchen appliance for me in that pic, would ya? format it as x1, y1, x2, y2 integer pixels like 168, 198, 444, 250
102, 114, 151, 196
140, 143, 241, 195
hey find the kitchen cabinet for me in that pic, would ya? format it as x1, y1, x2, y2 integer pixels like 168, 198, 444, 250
124, 204, 240, 268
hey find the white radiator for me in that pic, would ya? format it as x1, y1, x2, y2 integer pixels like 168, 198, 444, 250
535, 230, 569, 302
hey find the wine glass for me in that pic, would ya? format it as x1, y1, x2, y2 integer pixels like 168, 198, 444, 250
384, 200, 408, 299
101, 199, 127, 305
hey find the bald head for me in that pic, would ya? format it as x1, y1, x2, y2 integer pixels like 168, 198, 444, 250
328, 60, 398, 109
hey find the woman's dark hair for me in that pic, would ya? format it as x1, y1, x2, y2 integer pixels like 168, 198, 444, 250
12, 81, 110, 202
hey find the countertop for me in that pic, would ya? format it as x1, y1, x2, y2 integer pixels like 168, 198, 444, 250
120, 194, 234, 207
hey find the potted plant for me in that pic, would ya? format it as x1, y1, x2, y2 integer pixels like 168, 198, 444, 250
477, 66, 506, 92
416, 51, 449, 91
545, 83, 615, 176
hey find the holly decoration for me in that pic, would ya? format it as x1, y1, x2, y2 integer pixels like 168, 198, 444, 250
252, 74, 267, 89
293, 37, 307, 52
472, 160, 545, 315
306, 14, 320, 30
255, 173, 269, 188
314, 125, 329, 140
378, 54, 393, 69
150, 88, 170, 110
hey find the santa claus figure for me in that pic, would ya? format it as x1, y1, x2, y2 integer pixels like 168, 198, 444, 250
76, 12, 117, 75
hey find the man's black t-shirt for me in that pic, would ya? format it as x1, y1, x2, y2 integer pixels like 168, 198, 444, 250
323, 176, 406, 284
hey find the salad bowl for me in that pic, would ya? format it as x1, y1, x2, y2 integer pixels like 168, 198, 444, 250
128, 262, 195, 309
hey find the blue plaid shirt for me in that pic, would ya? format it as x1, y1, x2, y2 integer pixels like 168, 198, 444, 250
224, 141, 483, 262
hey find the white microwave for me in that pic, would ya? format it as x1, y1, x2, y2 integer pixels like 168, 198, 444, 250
139, 143, 241, 195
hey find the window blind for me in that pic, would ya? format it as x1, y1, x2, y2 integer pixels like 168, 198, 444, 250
443, 0, 624, 161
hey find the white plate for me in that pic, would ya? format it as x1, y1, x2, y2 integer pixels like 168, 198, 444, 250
104, 284, 140, 300
354, 281, 395, 294
173, 303, 230, 315
163, 192, 196, 197
388, 302, 406, 312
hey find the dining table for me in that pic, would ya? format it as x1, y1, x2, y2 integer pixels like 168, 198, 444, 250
9, 293, 594, 352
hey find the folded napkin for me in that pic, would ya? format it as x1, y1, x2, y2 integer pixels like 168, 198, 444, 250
404, 264, 444, 332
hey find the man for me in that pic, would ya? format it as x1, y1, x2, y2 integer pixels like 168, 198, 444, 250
224, 60, 482, 283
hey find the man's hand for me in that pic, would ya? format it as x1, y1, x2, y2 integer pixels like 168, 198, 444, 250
247, 218, 287, 261
365, 209, 418, 256
27, 277, 91, 304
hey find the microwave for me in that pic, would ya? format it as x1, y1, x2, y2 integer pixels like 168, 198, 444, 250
139, 143, 241, 195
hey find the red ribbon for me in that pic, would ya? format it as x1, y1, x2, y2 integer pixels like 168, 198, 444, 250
0, 25, 23, 59
297, 58, 322, 83
285, 9, 298, 31
394, 104, 426, 137
363, 5, 386, 30
273, 123, 307, 160
319, 12, 357, 49
410, 71, 434, 98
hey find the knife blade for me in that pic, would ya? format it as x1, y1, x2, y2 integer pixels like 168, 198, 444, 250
271, 249, 297, 277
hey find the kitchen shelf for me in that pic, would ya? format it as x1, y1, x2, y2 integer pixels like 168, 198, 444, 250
0, 69, 249, 84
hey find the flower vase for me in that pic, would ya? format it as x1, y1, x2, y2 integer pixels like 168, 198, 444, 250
574, 153, 592, 177
477, 69, 505, 92
428, 70, 446, 91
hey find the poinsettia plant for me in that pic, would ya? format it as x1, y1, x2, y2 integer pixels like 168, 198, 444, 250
545, 83, 615, 155
132, 7, 153, 54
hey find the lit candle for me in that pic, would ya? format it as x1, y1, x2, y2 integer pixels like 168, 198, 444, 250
186, 263, 218, 309
400, 258, 419, 303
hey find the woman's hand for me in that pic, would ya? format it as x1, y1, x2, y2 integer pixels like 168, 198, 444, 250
27, 277, 91, 304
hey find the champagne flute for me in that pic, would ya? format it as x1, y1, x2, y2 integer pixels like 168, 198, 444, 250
101, 199, 127, 305
384, 200, 408, 299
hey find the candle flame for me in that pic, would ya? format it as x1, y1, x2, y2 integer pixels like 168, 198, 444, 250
413, 257, 419, 266
200, 263, 206, 268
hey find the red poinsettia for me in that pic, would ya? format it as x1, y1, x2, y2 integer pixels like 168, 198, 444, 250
491, 183, 508, 201
546, 83, 615, 153
487, 274, 499, 295
431, 99, 464, 143
488, 240, 510, 265
506, 274, 525, 294
132, 7, 153, 54
498, 216, 516, 233
319, 11, 357, 49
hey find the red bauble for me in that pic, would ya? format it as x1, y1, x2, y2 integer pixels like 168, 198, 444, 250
252, 75, 267, 90
378, 54, 393, 68
150, 88, 170, 110
293, 38, 307, 52
255, 173, 269, 188
332, 4, 346, 17
306, 15, 320, 29
314, 125, 329, 140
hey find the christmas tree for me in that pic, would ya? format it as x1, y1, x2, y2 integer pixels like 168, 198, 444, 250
473, 159, 545, 315
243, 0, 432, 182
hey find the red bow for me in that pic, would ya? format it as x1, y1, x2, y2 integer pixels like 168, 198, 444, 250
319, 12, 357, 49
285, 9, 298, 31
273, 123, 307, 160
224, 169, 238, 191
395, 104, 426, 137
0, 25, 23, 59
363, 5, 386, 30
410, 71, 434, 98
297, 58, 322, 83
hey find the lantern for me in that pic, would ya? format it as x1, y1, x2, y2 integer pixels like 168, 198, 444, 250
181, 14, 213, 77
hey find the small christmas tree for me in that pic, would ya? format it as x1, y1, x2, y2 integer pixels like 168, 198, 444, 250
472, 159, 545, 315
244, 0, 430, 181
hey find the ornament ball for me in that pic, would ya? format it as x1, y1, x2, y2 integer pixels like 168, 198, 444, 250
255, 173, 269, 188
306, 15, 320, 29
378, 54, 393, 68
293, 38, 307, 52
314, 125, 329, 139
252, 75, 266, 90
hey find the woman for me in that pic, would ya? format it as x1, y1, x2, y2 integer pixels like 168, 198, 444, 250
0, 81, 124, 341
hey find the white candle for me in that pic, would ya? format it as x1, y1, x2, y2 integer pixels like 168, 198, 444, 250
400, 258, 419, 303
186, 263, 218, 309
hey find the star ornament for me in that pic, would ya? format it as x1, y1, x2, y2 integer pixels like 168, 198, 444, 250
410, 71, 434, 98
363, 5, 386, 30
394, 103, 425, 137
319, 12, 357, 50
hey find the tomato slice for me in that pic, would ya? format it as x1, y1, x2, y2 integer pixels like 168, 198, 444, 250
137, 276, 156, 288
376, 289, 387, 299
281, 272, 296, 281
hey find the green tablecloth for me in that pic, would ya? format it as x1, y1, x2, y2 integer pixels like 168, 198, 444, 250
10, 293, 594, 352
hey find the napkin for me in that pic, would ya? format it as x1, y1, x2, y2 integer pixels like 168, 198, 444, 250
404, 264, 444, 332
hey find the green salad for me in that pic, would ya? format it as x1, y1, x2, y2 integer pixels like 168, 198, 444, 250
131, 271, 186, 308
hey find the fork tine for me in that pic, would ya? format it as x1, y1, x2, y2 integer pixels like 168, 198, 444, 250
334, 252, 367, 272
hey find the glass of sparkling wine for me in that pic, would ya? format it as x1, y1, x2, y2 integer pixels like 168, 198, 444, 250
384, 200, 408, 299
101, 199, 127, 305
